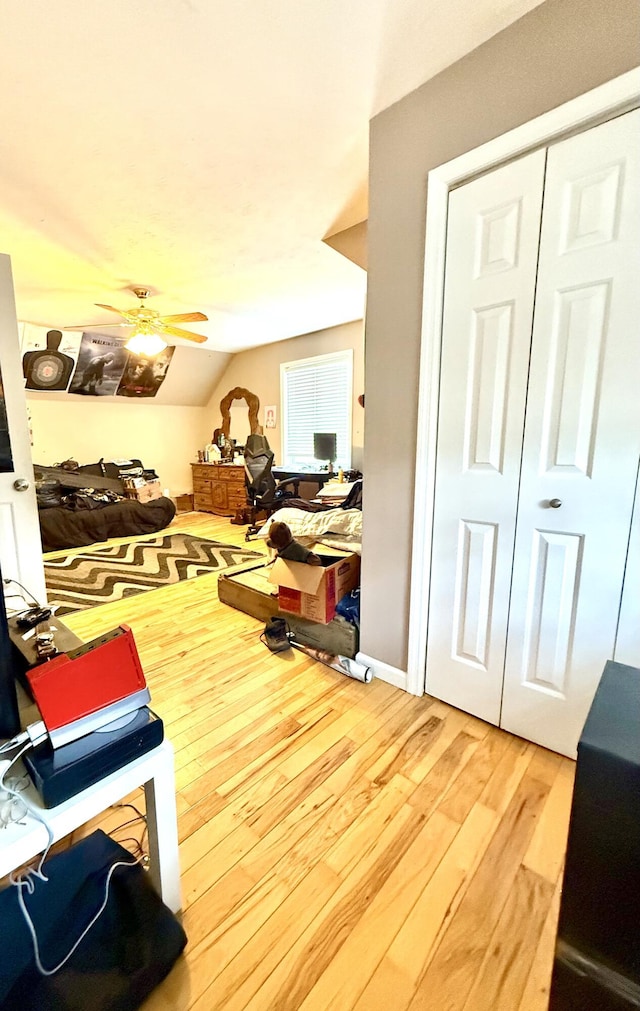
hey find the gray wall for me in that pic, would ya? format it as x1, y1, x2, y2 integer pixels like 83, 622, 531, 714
361, 0, 640, 672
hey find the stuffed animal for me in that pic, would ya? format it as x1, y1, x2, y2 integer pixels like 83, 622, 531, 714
266, 521, 322, 565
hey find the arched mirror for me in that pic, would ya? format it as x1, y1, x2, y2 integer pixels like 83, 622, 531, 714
214, 387, 261, 454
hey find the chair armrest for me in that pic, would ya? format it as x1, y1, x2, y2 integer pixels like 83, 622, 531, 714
274, 477, 301, 496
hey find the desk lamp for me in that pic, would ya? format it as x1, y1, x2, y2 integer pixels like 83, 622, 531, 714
313, 433, 337, 475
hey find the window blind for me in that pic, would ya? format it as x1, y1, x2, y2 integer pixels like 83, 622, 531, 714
281, 350, 352, 469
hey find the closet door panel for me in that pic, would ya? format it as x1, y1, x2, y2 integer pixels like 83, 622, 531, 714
501, 109, 640, 756
425, 150, 546, 724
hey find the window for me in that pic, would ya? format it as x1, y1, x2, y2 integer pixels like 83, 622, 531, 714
281, 350, 353, 469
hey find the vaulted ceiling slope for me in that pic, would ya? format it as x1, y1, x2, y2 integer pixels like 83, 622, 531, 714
1, 0, 542, 353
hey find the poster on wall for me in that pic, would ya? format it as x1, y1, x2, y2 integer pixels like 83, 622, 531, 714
68, 333, 128, 396
264, 405, 277, 428
21, 324, 81, 391
116, 346, 175, 398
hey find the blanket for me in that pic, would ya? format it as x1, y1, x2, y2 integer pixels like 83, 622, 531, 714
257, 507, 362, 553
39, 496, 177, 553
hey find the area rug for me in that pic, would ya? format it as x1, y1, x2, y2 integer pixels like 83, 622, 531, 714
44, 533, 262, 616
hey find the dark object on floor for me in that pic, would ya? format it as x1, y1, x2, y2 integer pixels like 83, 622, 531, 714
335, 588, 360, 628
266, 520, 321, 564
244, 435, 302, 536
44, 532, 262, 615
39, 496, 177, 552
549, 660, 640, 1010
260, 616, 292, 653
0, 829, 187, 1011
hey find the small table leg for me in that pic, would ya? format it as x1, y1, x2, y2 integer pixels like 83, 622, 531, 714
144, 748, 182, 913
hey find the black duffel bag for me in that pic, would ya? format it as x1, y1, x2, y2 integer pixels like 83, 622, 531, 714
0, 830, 187, 1010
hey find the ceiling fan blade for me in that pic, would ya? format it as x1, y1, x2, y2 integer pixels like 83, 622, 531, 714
160, 324, 208, 344
95, 303, 127, 316
158, 311, 208, 324
65, 322, 131, 330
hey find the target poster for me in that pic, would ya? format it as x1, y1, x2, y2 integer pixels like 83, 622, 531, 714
21, 324, 80, 391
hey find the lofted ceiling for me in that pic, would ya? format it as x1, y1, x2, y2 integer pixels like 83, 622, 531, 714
1, 0, 543, 353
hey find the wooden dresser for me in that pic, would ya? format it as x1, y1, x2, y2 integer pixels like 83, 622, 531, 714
190, 462, 247, 517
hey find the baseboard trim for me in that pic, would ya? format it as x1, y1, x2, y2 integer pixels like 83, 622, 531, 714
356, 652, 411, 693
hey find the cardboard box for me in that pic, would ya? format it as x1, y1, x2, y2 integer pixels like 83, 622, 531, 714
268, 552, 360, 624
173, 493, 194, 513
134, 479, 163, 504
217, 561, 359, 657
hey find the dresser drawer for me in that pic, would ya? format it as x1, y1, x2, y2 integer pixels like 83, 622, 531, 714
227, 489, 248, 509
216, 465, 245, 482
193, 491, 213, 510
192, 476, 212, 493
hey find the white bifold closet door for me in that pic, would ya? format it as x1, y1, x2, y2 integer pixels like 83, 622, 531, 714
426, 108, 640, 757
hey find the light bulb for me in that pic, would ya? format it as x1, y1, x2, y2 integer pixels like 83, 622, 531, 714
125, 332, 167, 356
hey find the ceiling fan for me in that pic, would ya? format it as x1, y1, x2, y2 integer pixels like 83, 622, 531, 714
66, 288, 209, 354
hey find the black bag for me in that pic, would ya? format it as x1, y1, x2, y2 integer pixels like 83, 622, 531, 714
0, 830, 187, 1010
35, 477, 63, 510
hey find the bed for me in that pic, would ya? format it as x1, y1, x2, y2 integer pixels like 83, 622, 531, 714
39, 496, 177, 553
256, 506, 363, 555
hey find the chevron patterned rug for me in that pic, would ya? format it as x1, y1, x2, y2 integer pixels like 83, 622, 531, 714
44, 533, 262, 616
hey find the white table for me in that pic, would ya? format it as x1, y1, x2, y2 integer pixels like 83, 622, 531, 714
0, 739, 182, 913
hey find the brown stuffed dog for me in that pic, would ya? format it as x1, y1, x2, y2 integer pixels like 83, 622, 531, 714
266, 521, 322, 565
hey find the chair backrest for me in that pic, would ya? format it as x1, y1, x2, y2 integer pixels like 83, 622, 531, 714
244, 440, 276, 501
245, 433, 271, 457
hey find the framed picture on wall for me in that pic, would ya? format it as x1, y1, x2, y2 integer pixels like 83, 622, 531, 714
265, 405, 276, 428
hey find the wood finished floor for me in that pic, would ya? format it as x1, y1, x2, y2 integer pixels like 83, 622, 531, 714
58, 511, 574, 1011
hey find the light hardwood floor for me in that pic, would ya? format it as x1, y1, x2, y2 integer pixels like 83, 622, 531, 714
58, 511, 574, 1011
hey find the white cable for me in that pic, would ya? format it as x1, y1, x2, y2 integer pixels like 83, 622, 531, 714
15, 855, 140, 976
26, 721, 47, 747
2, 741, 142, 977
3, 732, 142, 976
1, 742, 54, 879
0, 722, 48, 755
0, 731, 29, 754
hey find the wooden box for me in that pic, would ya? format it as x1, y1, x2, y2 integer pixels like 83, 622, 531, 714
173, 494, 194, 513
218, 561, 359, 658
131, 479, 163, 503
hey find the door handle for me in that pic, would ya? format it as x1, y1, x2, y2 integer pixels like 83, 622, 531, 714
13, 478, 30, 492
548, 498, 562, 509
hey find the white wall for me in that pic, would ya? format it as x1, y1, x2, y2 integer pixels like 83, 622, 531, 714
207, 319, 365, 469
28, 397, 208, 495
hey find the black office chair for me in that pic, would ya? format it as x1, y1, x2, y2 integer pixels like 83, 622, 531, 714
243, 436, 301, 539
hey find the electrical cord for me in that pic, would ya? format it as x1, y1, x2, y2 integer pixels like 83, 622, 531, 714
15, 854, 140, 976
2, 577, 41, 609
0, 722, 48, 754
110, 802, 149, 862
1, 741, 54, 880
2, 737, 141, 977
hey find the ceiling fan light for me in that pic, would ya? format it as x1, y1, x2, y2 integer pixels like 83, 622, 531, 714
125, 331, 166, 356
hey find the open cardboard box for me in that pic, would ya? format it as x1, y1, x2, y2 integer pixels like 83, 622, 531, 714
268, 552, 360, 624
217, 561, 359, 657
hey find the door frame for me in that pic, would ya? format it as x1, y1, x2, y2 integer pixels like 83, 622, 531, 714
407, 68, 640, 697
